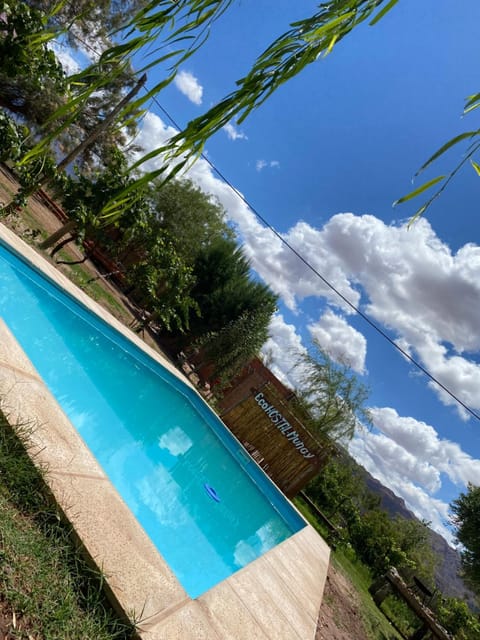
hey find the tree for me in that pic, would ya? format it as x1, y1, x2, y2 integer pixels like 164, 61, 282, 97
195, 307, 274, 387
0, 1, 146, 175
0, 111, 28, 163
38, 147, 144, 249
148, 178, 233, 264
15, 0, 474, 220
293, 342, 371, 444
104, 175, 232, 268
307, 454, 435, 579
306, 456, 365, 530
0, 0, 67, 127
437, 597, 480, 640
186, 236, 278, 339
349, 509, 432, 578
125, 234, 197, 332
451, 484, 480, 593
26, 0, 148, 52
180, 237, 278, 385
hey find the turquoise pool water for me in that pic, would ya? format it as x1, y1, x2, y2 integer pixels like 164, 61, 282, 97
0, 240, 305, 598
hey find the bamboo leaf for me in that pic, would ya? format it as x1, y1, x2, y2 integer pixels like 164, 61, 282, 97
47, 0, 68, 19
324, 34, 339, 57
471, 159, 480, 176
464, 101, 480, 115
303, 11, 356, 41
26, 30, 60, 47
369, 0, 400, 26
415, 131, 480, 175
394, 175, 446, 206
464, 92, 480, 110
138, 49, 184, 74
407, 202, 430, 227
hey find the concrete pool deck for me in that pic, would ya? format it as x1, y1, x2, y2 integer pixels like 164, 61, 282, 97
0, 223, 330, 639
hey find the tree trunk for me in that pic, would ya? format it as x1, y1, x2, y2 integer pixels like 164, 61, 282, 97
39, 219, 77, 249
1, 74, 147, 218
55, 74, 147, 174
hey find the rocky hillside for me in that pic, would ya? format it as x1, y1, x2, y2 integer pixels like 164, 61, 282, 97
362, 471, 478, 610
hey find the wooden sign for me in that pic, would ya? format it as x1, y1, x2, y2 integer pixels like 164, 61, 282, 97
221, 384, 324, 497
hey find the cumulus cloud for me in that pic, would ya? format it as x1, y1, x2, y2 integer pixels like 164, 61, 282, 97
128, 111, 178, 164
349, 407, 480, 544
261, 314, 306, 389
174, 70, 203, 105
316, 214, 480, 416
223, 122, 247, 141
349, 431, 454, 543
370, 407, 480, 487
131, 111, 480, 420
308, 309, 367, 374
231, 209, 480, 416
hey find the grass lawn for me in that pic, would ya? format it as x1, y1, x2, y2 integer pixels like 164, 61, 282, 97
54, 247, 132, 322
0, 413, 135, 639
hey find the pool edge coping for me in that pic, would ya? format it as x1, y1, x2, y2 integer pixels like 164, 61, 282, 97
0, 223, 330, 639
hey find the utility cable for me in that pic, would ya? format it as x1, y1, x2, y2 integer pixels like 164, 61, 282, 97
57, 30, 480, 422
150, 94, 480, 423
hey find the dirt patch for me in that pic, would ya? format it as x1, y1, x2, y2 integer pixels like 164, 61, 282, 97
0, 598, 33, 640
316, 564, 369, 640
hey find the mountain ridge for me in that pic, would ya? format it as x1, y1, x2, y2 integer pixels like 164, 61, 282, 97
361, 470, 478, 609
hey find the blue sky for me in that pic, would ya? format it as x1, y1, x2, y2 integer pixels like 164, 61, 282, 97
55, 0, 480, 544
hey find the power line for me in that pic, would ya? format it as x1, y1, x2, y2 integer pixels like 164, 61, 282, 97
58, 30, 480, 422
150, 94, 480, 423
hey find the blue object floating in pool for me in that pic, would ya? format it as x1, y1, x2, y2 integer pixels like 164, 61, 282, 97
204, 483, 220, 502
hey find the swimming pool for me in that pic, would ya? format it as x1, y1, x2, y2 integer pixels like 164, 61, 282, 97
0, 239, 305, 598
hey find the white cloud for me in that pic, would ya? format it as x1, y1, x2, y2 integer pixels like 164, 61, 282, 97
158, 426, 193, 456
174, 70, 203, 105
48, 41, 81, 75
128, 111, 179, 164
308, 309, 367, 374
348, 406, 480, 545
130, 111, 480, 545
132, 111, 480, 421
223, 122, 247, 141
349, 431, 454, 544
316, 214, 480, 416
351, 429, 442, 493
370, 407, 480, 488
231, 210, 480, 417
256, 159, 280, 171
261, 314, 306, 389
